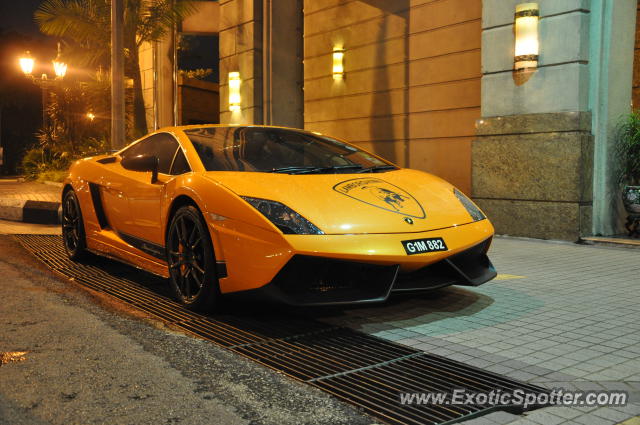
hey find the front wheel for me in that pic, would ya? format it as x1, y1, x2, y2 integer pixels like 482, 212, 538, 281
62, 189, 87, 260
166, 205, 219, 311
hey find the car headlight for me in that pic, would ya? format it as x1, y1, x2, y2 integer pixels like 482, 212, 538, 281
453, 189, 486, 221
241, 196, 324, 235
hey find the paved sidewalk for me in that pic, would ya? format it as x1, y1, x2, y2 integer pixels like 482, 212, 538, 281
0, 179, 62, 224
324, 237, 640, 425
0, 179, 60, 203
0, 219, 60, 235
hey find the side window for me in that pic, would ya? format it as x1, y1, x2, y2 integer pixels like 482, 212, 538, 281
170, 149, 191, 175
121, 133, 179, 174
121, 137, 152, 158
149, 133, 179, 174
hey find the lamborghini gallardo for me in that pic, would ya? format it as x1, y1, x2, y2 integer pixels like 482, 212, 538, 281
62, 125, 496, 310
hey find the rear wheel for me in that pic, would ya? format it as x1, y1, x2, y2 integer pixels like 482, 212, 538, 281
166, 205, 218, 311
62, 190, 87, 260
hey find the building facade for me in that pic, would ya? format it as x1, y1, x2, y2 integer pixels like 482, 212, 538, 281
147, 0, 638, 241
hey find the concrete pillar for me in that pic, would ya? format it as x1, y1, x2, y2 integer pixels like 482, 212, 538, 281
474, 0, 596, 240
219, 0, 264, 125
589, 0, 636, 236
262, 0, 303, 128
218, 0, 303, 126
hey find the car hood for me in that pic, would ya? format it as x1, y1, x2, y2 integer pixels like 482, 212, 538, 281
205, 169, 477, 234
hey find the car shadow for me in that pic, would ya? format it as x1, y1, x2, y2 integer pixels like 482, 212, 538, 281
308, 287, 494, 330
213, 286, 491, 334
216, 282, 543, 341
75, 250, 538, 342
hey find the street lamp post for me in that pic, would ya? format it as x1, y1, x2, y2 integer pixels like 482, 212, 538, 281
19, 45, 68, 129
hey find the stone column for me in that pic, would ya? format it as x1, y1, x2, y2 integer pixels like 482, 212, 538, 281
473, 0, 634, 240
219, 0, 264, 125
262, 0, 303, 128
589, 0, 636, 236
218, 0, 303, 127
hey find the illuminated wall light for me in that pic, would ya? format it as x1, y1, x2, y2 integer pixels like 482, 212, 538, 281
228, 71, 241, 111
514, 3, 539, 71
332, 48, 344, 80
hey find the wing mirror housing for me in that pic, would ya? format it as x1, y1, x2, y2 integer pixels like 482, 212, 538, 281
120, 154, 159, 183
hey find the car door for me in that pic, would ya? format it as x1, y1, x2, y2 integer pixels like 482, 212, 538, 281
99, 137, 154, 236
117, 132, 185, 251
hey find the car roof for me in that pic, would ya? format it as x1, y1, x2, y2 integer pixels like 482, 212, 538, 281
163, 124, 312, 132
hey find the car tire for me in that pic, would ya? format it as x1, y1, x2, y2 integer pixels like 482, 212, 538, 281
62, 189, 87, 260
166, 205, 219, 311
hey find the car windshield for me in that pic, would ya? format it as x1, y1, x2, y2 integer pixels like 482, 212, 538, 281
183, 126, 396, 174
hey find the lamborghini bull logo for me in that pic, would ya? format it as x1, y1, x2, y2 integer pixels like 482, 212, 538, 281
333, 178, 426, 219
364, 186, 407, 211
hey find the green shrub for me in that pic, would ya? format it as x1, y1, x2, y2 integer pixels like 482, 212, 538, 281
615, 111, 640, 186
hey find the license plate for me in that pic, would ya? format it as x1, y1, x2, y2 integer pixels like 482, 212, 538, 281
401, 237, 448, 255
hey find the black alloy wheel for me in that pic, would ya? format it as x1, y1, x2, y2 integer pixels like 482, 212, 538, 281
62, 190, 87, 260
166, 205, 219, 311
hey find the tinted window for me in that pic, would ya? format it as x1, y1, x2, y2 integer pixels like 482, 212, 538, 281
121, 133, 179, 174
170, 149, 191, 175
184, 127, 392, 173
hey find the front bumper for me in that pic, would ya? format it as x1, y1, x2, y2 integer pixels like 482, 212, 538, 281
214, 218, 495, 295
246, 237, 496, 306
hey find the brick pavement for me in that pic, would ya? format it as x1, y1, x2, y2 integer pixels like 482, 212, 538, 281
322, 237, 640, 424
0, 179, 60, 203
0, 218, 60, 234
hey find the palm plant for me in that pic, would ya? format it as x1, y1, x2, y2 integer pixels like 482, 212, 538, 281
615, 111, 640, 187
35, 0, 196, 138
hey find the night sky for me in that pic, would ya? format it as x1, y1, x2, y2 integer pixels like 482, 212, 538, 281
0, 0, 44, 38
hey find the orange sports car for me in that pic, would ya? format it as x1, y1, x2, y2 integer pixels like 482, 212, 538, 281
62, 125, 496, 311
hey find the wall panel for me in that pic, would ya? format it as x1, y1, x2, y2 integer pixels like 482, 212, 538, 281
303, 0, 482, 193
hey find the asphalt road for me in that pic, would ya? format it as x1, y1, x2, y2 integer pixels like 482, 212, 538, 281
0, 235, 373, 425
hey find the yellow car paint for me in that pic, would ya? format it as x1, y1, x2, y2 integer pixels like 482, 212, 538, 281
64, 125, 495, 297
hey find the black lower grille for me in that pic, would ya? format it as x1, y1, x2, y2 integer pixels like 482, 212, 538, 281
395, 238, 496, 291
267, 255, 399, 305
13, 234, 547, 425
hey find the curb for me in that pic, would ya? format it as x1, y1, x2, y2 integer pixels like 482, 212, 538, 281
0, 199, 61, 225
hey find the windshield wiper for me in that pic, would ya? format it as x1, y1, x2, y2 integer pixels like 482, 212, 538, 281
357, 165, 398, 173
301, 165, 363, 174
268, 166, 318, 174
269, 165, 363, 174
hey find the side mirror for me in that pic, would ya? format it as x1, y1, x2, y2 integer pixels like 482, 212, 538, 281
121, 154, 159, 183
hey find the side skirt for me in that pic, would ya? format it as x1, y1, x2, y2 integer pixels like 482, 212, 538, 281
86, 234, 170, 278
117, 231, 166, 261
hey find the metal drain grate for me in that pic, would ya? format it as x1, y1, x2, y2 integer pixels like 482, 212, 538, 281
14, 235, 549, 425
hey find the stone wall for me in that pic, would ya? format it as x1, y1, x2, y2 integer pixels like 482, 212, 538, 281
473, 112, 593, 240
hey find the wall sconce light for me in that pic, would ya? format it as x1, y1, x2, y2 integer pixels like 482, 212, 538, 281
332, 48, 344, 80
514, 3, 539, 71
228, 71, 241, 111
